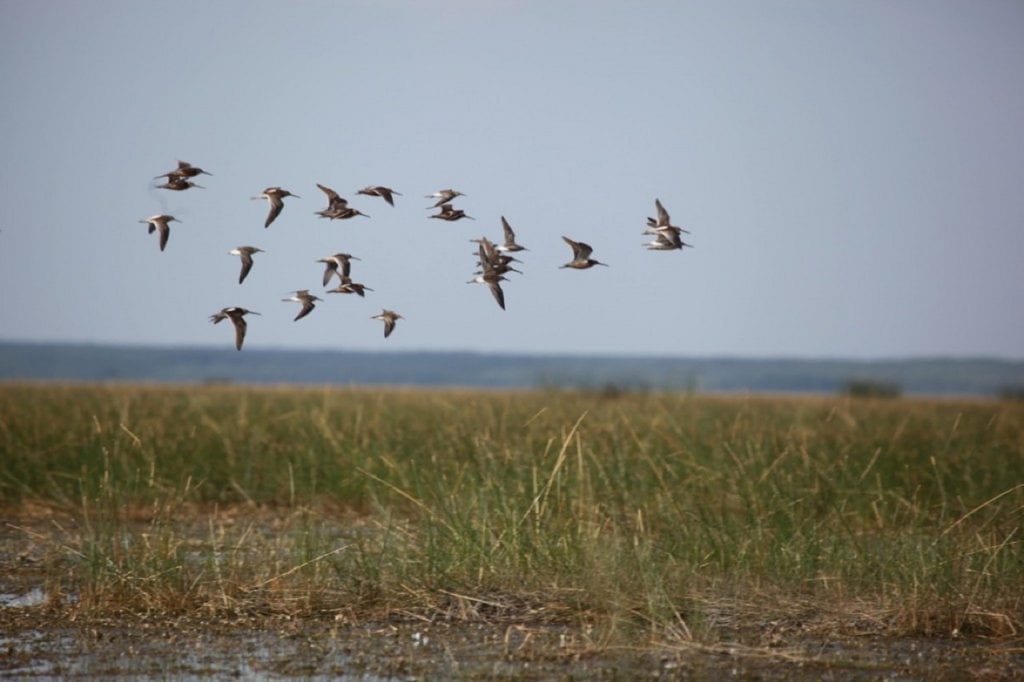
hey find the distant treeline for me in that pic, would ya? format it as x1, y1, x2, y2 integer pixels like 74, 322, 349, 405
0, 342, 1022, 397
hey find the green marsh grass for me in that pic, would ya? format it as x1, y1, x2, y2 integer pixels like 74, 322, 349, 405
1, 383, 1022, 643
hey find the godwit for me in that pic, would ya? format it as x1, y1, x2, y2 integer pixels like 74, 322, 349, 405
317, 252, 360, 286
316, 183, 347, 208
371, 309, 403, 338
643, 228, 692, 251
318, 205, 370, 220
471, 237, 522, 276
139, 214, 179, 251
327, 276, 373, 297
497, 216, 527, 252
157, 177, 203, 191
467, 270, 508, 310
357, 186, 402, 206
425, 189, 464, 208
229, 246, 265, 283
253, 187, 299, 228
560, 236, 608, 269
154, 160, 212, 180
430, 203, 473, 221
209, 307, 260, 350
282, 289, 321, 321
645, 198, 690, 234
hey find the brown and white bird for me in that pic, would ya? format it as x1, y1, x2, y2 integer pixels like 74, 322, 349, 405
425, 188, 465, 208
209, 307, 260, 350
282, 290, 321, 321
497, 216, 527, 252
253, 187, 299, 228
430, 203, 473, 221
645, 198, 690, 234
229, 246, 265, 283
139, 214, 179, 252
371, 309, 403, 338
357, 185, 402, 206
643, 229, 691, 251
560, 236, 608, 269
157, 177, 203, 191
317, 253, 360, 286
154, 160, 212, 181
327, 276, 373, 297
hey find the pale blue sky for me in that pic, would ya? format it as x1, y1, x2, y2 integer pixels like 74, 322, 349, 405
1, 1, 1022, 358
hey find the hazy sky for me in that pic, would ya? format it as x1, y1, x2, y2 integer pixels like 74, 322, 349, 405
2, 1, 1022, 359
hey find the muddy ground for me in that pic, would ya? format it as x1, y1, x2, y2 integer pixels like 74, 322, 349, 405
2, 514, 1022, 679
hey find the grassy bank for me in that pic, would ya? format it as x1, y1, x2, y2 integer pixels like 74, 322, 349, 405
2, 383, 1022, 645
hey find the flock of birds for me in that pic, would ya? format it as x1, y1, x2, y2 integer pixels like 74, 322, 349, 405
141, 160, 693, 351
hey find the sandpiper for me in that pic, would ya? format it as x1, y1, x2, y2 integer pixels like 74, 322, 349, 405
560, 236, 608, 269
644, 227, 692, 251
327, 276, 373, 297
154, 160, 212, 180
253, 187, 299, 228
471, 237, 522, 276
316, 183, 347, 208
497, 216, 527, 252
319, 205, 370, 220
229, 246, 265, 283
282, 289, 321, 321
139, 214, 179, 251
645, 198, 690, 234
157, 177, 203, 191
430, 203, 473, 221
357, 186, 402, 206
467, 270, 508, 310
209, 307, 260, 351
425, 189, 464, 208
371, 309, 403, 338
317, 252, 360, 286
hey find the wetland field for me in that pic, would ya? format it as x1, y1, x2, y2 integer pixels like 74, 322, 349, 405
1, 383, 1022, 678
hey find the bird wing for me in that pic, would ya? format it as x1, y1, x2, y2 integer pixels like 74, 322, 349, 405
294, 299, 316, 321
237, 252, 255, 284
655, 198, 670, 226
265, 196, 284, 228
317, 183, 341, 203
157, 223, 170, 251
501, 217, 516, 244
321, 261, 338, 286
231, 316, 248, 350
488, 280, 506, 310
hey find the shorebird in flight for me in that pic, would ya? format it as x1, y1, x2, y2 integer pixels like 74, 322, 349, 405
645, 198, 690, 234
560, 236, 608, 269
430, 203, 473, 221
425, 188, 464, 208
139, 214, 179, 252
357, 186, 402, 206
467, 270, 508, 310
320, 205, 370, 220
327, 276, 373, 297
471, 237, 522, 276
154, 160, 212, 181
496, 216, 527, 252
209, 307, 259, 350
157, 177, 203, 191
317, 252, 360, 286
282, 290, 322, 321
253, 187, 299, 228
644, 225, 692, 251
229, 246, 265, 283
372, 309, 403, 338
